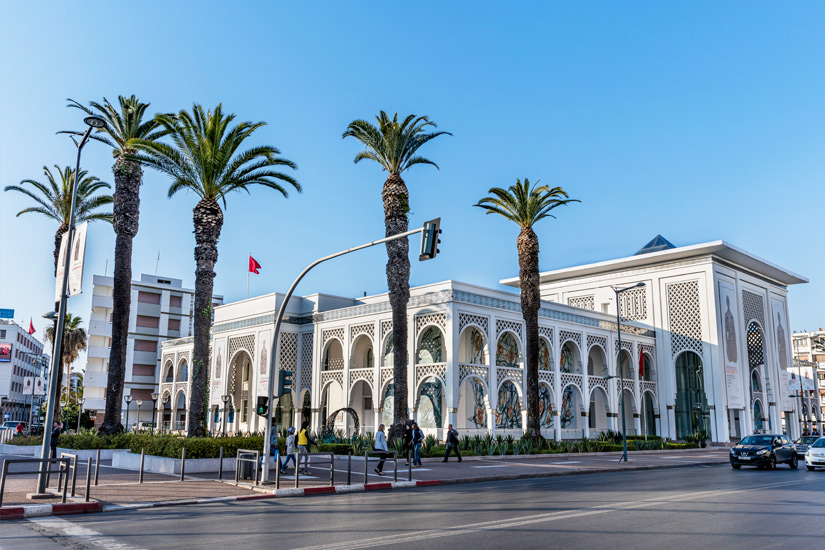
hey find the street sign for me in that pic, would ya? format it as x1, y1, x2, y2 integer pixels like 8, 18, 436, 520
0, 308, 14, 319
23, 377, 34, 395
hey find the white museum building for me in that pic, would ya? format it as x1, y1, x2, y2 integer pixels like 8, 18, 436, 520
158, 236, 807, 443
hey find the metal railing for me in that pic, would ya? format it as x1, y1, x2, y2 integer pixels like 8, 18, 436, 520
235, 448, 260, 485
58, 452, 79, 498
364, 450, 398, 482
0, 457, 71, 507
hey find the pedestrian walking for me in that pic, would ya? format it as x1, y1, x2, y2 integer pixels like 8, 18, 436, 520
49, 421, 62, 458
269, 425, 281, 466
15, 423, 24, 436
280, 427, 297, 473
297, 421, 316, 474
374, 424, 388, 475
412, 422, 424, 467
403, 423, 413, 465
442, 424, 462, 462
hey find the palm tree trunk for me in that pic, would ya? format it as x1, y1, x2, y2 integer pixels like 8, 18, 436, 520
383, 173, 410, 441
188, 198, 223, 437
518, 227, 541, 439
101, 157, 142, 435
54, 224, 68, 275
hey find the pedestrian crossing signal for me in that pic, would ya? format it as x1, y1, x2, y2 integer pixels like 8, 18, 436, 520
278, 370, 293, 396
256, 396, 269, 416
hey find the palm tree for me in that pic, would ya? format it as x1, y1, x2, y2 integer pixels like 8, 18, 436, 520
62, 95, 166, 435
45, 313, 88, 424
129, 103, 300, 436
343, 112, 451, 440
4, 165, 112, 273
475, 179, 577, 439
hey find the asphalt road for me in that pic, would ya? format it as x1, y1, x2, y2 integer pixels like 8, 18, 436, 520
6, 464, 825, 550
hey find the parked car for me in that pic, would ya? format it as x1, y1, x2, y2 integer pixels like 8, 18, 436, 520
730, 434, 798, 469
794, 436, 820, 459
1, 421, 20, 430
804, 438, 825, 470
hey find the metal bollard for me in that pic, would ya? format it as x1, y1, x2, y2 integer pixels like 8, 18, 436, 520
180, 447, 186, 481
139, 448, 145, 484
364, 452, 368, 484
329, 456, 334, 487
294, 460, 300, 489
275, 460, 280, 490
94, 448, 100, 486
62, 462, 69, 503
347, 450, 352, 485
85, 458, 92, 502
408, 449, 412, 481
218, 446, 224, 480
71, 456, 78, 497
393, 452, 398, 482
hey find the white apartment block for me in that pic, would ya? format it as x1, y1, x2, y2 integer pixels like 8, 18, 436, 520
791, 330, 825, 433
82, 274, 222, 429
0, 319, 49, 423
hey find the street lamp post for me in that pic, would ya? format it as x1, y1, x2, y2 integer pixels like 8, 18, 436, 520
221, 394, 230, 437
76, 397, 85, 433
151, 393, 159, 436
124, 394, 133, 434
613, 282, 645, 463
136, 400, 143, 432
36, 115, 107, 494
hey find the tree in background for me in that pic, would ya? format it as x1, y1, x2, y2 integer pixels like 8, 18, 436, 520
44, 313, 88, 424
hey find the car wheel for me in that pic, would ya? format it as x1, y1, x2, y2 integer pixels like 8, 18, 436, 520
769, 454, 777, 470
790, 456, 798, 469
731, 463, 741, 470
807, 465, 816, 471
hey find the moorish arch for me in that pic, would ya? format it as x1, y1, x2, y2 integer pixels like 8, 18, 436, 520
589, 385, 610, 433
349, 379, 375, 434
496, 331, 522, 369
674, 350, 709, 439
417, 325, 446, 365
458, 375, 489, 431
538, 381, 554, 430
587, 345, 609, 378
560, 383, 584, 432
458, 325, 488, 365
350, 333, 374, 369
416, 374, 447, 429
321, 379, 346, 432
323, 337, 345, 370
495, 378, 523, 430
538, 337, 553, 371
163, 361, 174, 383
641, 389, 658, 436
176, 358, 189, 382
559, 340, 582, 373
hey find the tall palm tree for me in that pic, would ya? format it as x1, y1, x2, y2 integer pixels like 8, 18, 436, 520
45, 313, 88, 423
62, 95, 166, 435
475, 179, 577, 439
129, 103, 300, 436
343, 112, 451, 439
4, 165, 112, 272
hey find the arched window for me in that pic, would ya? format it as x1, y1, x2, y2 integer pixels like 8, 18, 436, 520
560, 343, 579, 373
674, 351, 708, 439
418, 327, 444, 364
495, 380, 521, 428
366, 348, 374, 369
538, 339, 551, 371
178, 361, 188, 382
383, 336, 393, 367
496, 333, 520, 369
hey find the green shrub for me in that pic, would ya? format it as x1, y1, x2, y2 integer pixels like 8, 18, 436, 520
317, 443, 352, 455
665, 442, 698, 450
5, 434, 42, 446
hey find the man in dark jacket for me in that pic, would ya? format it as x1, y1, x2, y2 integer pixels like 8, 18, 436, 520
442, 424, 462, 462
49, 421, 62, 458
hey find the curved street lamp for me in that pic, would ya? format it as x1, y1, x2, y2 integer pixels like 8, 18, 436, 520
613, 282, 645, 463
124, 394, 133, 433
151, 393, 159, 436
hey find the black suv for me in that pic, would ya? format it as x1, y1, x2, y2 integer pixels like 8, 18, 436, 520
730, 434, 798, 469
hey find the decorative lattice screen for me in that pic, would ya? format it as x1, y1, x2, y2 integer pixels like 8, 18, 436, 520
350, 323, 375, 341
416, 313, 447, 335
742, 290, 765, 327
496, 319, 524, 340
559, 329, 582, 349
459, 313, 489, 337
279, 332, 297, 372
568, 295, 595, 310
667, 280, 703, 357
619, 287, 647, 321
228, 335, 255, 363
301, 333, 313, 391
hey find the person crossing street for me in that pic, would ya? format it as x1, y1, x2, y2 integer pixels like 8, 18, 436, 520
443, 424, 462, 462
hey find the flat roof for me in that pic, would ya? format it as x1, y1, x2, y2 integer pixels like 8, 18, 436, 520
500, 240, 808, 288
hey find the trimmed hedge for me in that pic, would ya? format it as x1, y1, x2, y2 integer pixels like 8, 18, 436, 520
128, 434, 266, 459
317, 443, 352, 455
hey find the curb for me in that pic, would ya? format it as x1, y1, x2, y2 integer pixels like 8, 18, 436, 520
1, 459, 725, 521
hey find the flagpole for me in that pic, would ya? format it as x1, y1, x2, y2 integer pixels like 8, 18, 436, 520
247, 253, 250, 299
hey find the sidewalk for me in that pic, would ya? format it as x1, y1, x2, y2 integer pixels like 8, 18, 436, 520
1, 447, 731, 520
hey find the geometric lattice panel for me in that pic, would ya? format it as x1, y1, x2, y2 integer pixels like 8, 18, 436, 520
228, 335, 255, 364
618, 287, 647, 321
496, 319, 524, 340
459, 313, 489, 337
416, 313, 447, 336
587, 334, 607, 353
538, 326, 554, 343
742, 290, 765, 328
350, 322, 375, 342
301, 333, 313, 391
568, 295, 595, 310
559, 329, 582, 349
381, 320, 393, 338
667, 280, 703, 357
279, 332, 297, 372
322, 327, 345, 346
746, 321, 765, 369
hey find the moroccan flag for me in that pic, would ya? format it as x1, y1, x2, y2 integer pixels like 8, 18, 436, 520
248, 255, 262, 274
28, 318, 36, 335
639, 351, 644, 378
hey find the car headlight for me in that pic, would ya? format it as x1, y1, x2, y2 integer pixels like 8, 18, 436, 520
806, 451, 812, 456
757, 449, 768, 455
730, 449, 736, 454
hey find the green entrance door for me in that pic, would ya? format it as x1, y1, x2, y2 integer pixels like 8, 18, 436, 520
675, 351, 709, 439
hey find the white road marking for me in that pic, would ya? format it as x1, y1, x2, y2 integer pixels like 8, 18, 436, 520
28, 516, 148, 550
291, 477, 823, 550
549, 461, 582, 465
471, 465, 509, 468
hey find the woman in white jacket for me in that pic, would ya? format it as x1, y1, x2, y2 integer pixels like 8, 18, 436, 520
374, 424, 388, 475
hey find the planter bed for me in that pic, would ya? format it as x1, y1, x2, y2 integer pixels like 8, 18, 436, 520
0, 443, 39, 456
111, 451, 245, 474
55, 448, 130, 461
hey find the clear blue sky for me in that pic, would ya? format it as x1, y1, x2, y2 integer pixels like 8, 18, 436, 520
1, 2, 824, 358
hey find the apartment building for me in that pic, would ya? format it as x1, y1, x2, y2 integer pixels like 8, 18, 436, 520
82, 274, 222, 429
0, 319, 49, 423
791, 330, 825, 433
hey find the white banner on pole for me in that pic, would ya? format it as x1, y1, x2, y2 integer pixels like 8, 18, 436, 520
69, 221, 88, 296
23, 376, 34, 395
55, 232, 69, 302
35, 376, 46, 396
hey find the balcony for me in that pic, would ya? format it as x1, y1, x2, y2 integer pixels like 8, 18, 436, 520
92, 294, 113, 309
87, 345, 110, 359
89, 320, 112, 337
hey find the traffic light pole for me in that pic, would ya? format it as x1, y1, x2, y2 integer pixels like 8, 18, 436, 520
260, 224, 432, 482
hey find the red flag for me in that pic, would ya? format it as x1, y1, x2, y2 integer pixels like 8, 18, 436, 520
639, 351, 645, 378
28, 318, 36, 335
248, 255, 262, 274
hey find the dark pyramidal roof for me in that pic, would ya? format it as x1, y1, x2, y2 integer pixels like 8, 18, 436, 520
635, 235, 676, 255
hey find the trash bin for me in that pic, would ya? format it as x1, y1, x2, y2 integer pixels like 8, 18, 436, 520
239, 454, 254, 480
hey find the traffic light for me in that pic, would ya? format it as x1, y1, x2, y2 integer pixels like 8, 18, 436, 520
256, 396, 269, 417
278, 370, 293, 396
419, 217, 441, 261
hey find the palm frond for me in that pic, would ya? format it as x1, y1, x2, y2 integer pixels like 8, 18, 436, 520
475, 178, 578, 229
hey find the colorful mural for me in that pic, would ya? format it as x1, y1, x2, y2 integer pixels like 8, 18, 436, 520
496, 333, 520, 368
539, 339, 551, 371
538, 384, 553, 428
467, 379, 487, 428
418, 377, 443, 428
560, 385, 576, 428
495, 380, 522, 428
418, 327, 443, 364
469, 328, 485, 364
560, 343, 576, 373
381, 383, 394, 427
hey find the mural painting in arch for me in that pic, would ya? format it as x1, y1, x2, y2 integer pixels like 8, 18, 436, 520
538, 383, 553, 429
381, 383, 394, 427
463, 327, 485, 364
539, 339, 551, 371
495, 380, 521, 429
418, 376, 444, 428
560, 343, 577, 373
383, 335, 393, 366
753, 400, 763, 432
496, 333, 519, 369
560, 385, 577, 429
419, 327, 444, 364
459, 378, 487, 429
